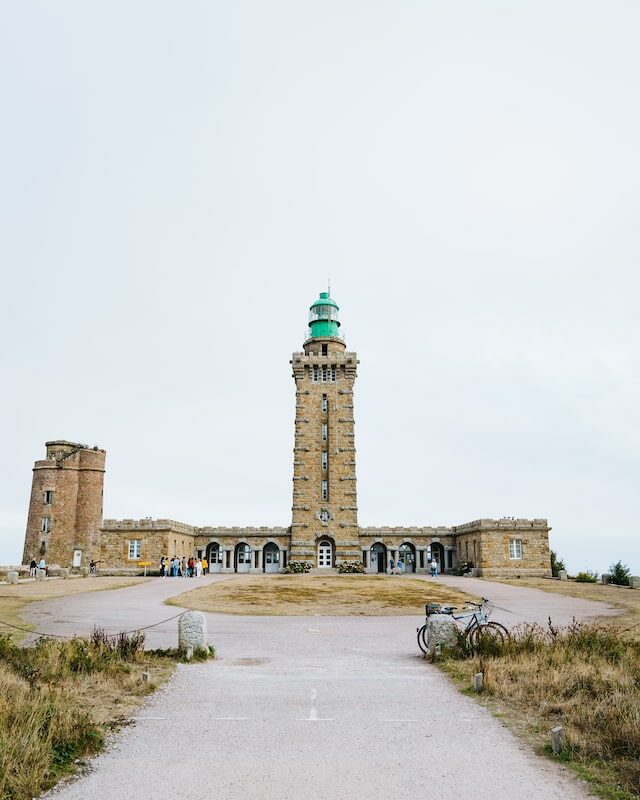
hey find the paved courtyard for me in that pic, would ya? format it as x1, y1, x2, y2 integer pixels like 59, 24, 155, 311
30, 576, 615, 800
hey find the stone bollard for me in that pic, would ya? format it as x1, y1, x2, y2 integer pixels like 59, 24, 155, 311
7, 571, 19, 585
59, 568, 69, 579
473, 672, 484, 692
35, 569, 46, 581
425, 614, 458, 659
178, 611, 208, 654
80, 566, 89, 577
601, 574, 611, 585
551, 725, 565, 755
557, 570, 567, 581
629, 576, 640, 589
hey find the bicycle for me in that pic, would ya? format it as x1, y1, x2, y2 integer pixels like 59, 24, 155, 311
417, 597, 509, 654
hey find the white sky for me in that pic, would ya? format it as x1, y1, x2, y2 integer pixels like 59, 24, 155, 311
1, 1, 638, 574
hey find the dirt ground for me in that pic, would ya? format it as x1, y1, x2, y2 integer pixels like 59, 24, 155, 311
168, 574, 477, 616
494, 577, 640, 631
0, 576, 145, 639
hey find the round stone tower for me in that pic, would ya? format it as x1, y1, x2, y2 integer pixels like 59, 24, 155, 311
22, 441, 106, 568
290, 292, 359, 568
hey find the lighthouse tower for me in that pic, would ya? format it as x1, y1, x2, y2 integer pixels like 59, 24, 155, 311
290, 292, 359, 567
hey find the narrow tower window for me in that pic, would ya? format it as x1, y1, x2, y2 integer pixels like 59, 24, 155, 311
312, 365, 319, 382
322, 394, 328, 412
321, 480, 328, 500
321, 365, 328, 382
43, 490, 54, 504
321, 343, 328, 355
321, 452, 328, 471
331, 366, 337, 381
321, 424, 328, 441
40, 517, 50, 533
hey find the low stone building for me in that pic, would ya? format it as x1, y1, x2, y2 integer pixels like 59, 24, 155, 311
22, 291, 551, 578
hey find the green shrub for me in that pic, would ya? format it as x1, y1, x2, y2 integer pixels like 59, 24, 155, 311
550, 550, 565, 577
575, 571, 598, 583
285, 561, 312, 574
337, 561, 365, 574
609, 561, 631, 587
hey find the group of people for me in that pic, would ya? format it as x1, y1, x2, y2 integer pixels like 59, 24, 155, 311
388, 556, 405, 574
29, 558, 46, 577
387, 556, 439, 577
160, 556, 207, 577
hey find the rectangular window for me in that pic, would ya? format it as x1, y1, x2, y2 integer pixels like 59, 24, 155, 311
43, 490, 54, 504
508, 539, 523, 560
321, 451, 328, 471
321, 480, 328, 500
40, 517, 50, 533
312, 365, 319, 382
321, 423, 328, 441
321, 343, 328, 355
128, 539, 142, 559
321, 365, 328, 382
322, 394, 328, 412
331, 365, 337, 381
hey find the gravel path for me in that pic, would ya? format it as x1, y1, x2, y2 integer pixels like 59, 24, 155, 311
31, 576, 612, 800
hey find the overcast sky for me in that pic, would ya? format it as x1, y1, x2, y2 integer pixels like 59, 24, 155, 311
1, 1, 638, 574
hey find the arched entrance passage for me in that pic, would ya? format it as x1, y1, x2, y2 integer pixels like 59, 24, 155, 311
317, 539, 333, 568
399, 542, 416, 574
370, 542, 387, 573
234, 542, 251, 573
430, 542, 444, 574
206, 542, 223, 574
263, 542, 280, 573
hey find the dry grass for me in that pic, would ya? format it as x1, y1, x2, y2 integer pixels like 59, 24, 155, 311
0, 577, 145, 641
442, 621, 640, 800
0, 632, 177, 800
494, 577, 640, 632
167, 574, 476, 615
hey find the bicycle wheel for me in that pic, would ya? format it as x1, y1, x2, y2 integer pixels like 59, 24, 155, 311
417, 623, 430, 654
472, 622, 509, 650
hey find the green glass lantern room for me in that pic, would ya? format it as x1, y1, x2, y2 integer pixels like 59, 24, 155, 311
306, 291, 343, 341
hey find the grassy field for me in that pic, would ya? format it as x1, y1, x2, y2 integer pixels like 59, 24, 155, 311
0, 576, 145, 642
167, 574, 476, 615
0, 629, 187, 800
441, 578, 640, 800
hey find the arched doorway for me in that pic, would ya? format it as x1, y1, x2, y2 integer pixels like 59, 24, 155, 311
234, 542, 252, 573
317, 539, 333, 568
430, 542, 444, 574
370, 542, 387, 573
263, 542, 280, 573
399, 542, 416, 574
206, 542, 222, 574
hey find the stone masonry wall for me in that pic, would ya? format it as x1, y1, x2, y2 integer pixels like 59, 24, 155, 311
23, 441, 105, 568
453, 519, 551, 577
290, 339, 360, 565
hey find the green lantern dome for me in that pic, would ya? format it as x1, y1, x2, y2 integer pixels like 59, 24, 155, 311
307, 291, 342, 341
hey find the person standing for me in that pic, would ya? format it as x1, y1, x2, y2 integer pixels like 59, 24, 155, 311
160, 557, 166, 577
202, 556, 208, 575
388, 556, 395, 574
29, 559, 37, 578
397, 558, 404, 575
430, 558, 438, 578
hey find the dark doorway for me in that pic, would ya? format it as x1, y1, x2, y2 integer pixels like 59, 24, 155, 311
371, 542, 387, 573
